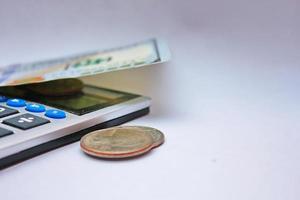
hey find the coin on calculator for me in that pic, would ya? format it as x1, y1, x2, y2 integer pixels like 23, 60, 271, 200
80, 126, 164, 159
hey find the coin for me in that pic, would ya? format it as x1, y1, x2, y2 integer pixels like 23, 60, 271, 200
80, 126, 155, 158
134, 126, 165, 148
25, 78, 84, 96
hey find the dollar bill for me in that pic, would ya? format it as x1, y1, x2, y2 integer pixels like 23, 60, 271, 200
0, 38, 170, 86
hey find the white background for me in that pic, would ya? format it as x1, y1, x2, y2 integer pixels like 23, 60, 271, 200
0, 0, 299, 199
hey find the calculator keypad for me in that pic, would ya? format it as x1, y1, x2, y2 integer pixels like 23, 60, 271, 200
0, 95, 67, 133
0, 96, 8, 102
26, 103, 46, 113
0, 106, 19, 118
3, 113, 50, 130
45, 109, 66, 119
0, 127, 13, 138
7, 98, 26, 107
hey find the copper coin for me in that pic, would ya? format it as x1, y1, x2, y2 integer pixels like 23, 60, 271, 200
80, 126, 155, 158
134, 126, 165, 148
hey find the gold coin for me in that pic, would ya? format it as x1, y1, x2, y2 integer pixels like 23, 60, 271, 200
134, 126, 165, 148
80, 126, 155, 158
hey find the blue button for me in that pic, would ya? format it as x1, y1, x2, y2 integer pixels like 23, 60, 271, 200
0, 96, 8, 102
26, 103, 46, 113
7, 99, 26, 107
45, 109, 66, 119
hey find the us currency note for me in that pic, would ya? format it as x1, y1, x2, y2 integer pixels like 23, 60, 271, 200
0, 39, 170, 86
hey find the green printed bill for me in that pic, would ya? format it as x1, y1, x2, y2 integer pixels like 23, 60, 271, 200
0, 38, 171, 86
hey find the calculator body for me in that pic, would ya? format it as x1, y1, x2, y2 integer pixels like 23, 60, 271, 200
0, 85, 150, 169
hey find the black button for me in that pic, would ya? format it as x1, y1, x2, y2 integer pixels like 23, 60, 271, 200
0, 106, 18, 118
0, 127, 13, 137
3, 113, 50, 130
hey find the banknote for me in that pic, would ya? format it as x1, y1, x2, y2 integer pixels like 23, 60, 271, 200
0, 39, 170, 86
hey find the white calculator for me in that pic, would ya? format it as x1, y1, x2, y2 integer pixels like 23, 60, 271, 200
0, 85, 150, 169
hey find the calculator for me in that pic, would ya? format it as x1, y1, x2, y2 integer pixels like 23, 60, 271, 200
0, 85, 150, 169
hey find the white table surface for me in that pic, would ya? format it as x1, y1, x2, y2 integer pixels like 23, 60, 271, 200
0, 0, 299, 199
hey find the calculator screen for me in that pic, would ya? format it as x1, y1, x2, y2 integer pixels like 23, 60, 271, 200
0, 85, 139, 115
40, 86, 139, 115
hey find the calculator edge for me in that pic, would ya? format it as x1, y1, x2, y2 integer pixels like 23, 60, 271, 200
0, 97, 150, 170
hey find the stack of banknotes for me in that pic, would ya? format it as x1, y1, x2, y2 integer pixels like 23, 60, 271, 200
0, 39, 171, 91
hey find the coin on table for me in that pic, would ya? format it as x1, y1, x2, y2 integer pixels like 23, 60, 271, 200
80, 126, 164, 159
134, 126, 165, 148
25, 78, 84, 96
